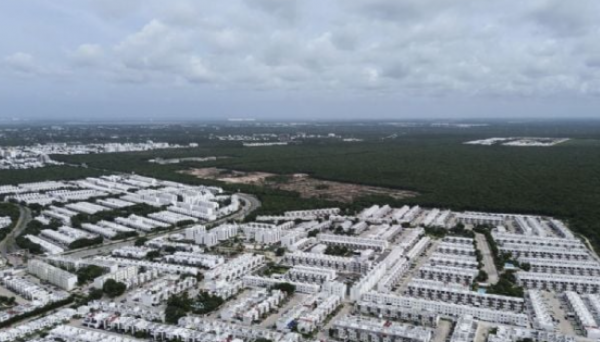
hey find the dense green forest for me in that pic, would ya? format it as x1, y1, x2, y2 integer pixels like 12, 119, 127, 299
0, 166, 104, 185
208, 139, 600, 251
50, 123, 600, 252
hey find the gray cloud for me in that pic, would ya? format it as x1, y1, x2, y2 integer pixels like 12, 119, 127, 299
1, 0, 600, 119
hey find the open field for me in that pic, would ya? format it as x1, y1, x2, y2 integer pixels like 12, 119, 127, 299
184, 167, 416, 203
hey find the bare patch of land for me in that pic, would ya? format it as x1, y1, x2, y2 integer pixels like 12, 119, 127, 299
182, 167, 417, 203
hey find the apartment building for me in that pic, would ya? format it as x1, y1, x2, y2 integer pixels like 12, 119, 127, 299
417, 265, 478, 286
405, 279, 524, 312
455, 212, 505, 226
318, 233, 389, 251
350, 262, 387, 301
332, 316, 433, 342
287, 265, 337, 284
205, 254, 265, 281
140, 277, 197, 306
524, 260, 600, 277
563, 291, 600, 339
499, 244, 590, 261
164, 251, 225, 269
517, 272, 600, 294
28, 259, 77, 291
527, 290, 555, 331
358, 292, 529, 327
283, 251, 371, 274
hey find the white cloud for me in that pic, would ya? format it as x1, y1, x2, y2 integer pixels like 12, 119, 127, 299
4, 52, 36, 73
71, 44, 104, 66
2, 52, 62, 77
7, 0, 600, 99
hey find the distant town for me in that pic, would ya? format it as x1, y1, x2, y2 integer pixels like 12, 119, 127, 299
0, 142, 195, 170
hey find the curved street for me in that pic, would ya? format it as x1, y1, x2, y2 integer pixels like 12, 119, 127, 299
0, 205, 32, 265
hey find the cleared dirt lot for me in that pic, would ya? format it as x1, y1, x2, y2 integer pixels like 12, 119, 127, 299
183, 167, 416, 203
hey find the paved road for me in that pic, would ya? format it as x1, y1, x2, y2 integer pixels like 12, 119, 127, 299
0, 205, 32, 263
474, 233, 499, 284
394, 239, 437, 294
64, 193, 261, 258
544, 290, 576, 336
432, 319, 452, 342
317, 303, 352, 341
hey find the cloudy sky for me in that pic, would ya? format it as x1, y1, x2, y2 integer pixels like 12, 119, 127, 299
1, 0, 600, 120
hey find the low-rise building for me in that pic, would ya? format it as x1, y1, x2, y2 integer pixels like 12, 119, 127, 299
517, 272, 600, 294
333, 316, 433, 342
164, 251, 225, 269
283, 251, 371, 274
359, 292, 529, 327
205, 254, 265, 281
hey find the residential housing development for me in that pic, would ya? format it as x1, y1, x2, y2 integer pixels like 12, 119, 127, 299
0, 174, 599, 342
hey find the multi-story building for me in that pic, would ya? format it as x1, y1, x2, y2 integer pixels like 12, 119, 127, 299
517, 272, 600, 294
435, 242, 476, 257
449, 315, 479, 342
140, 277, 197, 306
526, 290, 555, 331
428, 254, 478, 269
287, 265, 337, 284
284, 208, 340, 219
332, 316, 433, 342
378, 258, 410, 293
205, 254, 265, 281
283, 251, 371, 274
297, 294, 342, 333
28, 259, 77, 291
417, 265, 478, 286
499, 244, 590, 261
24, 235, 64, 254
94, 256, 198, 275
358, 292, 529, 327
318, 234, 389, 251
519, 258, 600, 277
112, 246, 155, 259
455, 212, 505, 226
488, 326, 575, 342
492, 232, 585, 249
350, 263, 387, 301
563, 291, 600, 339
164, 251, 225, 269
405, 279, 524, 312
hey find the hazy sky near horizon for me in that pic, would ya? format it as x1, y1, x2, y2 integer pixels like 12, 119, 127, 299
1, 0, 600, 120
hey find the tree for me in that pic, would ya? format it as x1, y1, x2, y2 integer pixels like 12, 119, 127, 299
307, 229, 319, 238
475, 270, 488, 282
146, 250, 161, 260
324, 245, 350, 256
271, 282, 296, 295
134, 237, 148, 247
77, 265, 105, 285
88, 288, 104, 300
275, 247, 286, 257
165, 293, 192, 324
102, 279, 126, 298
